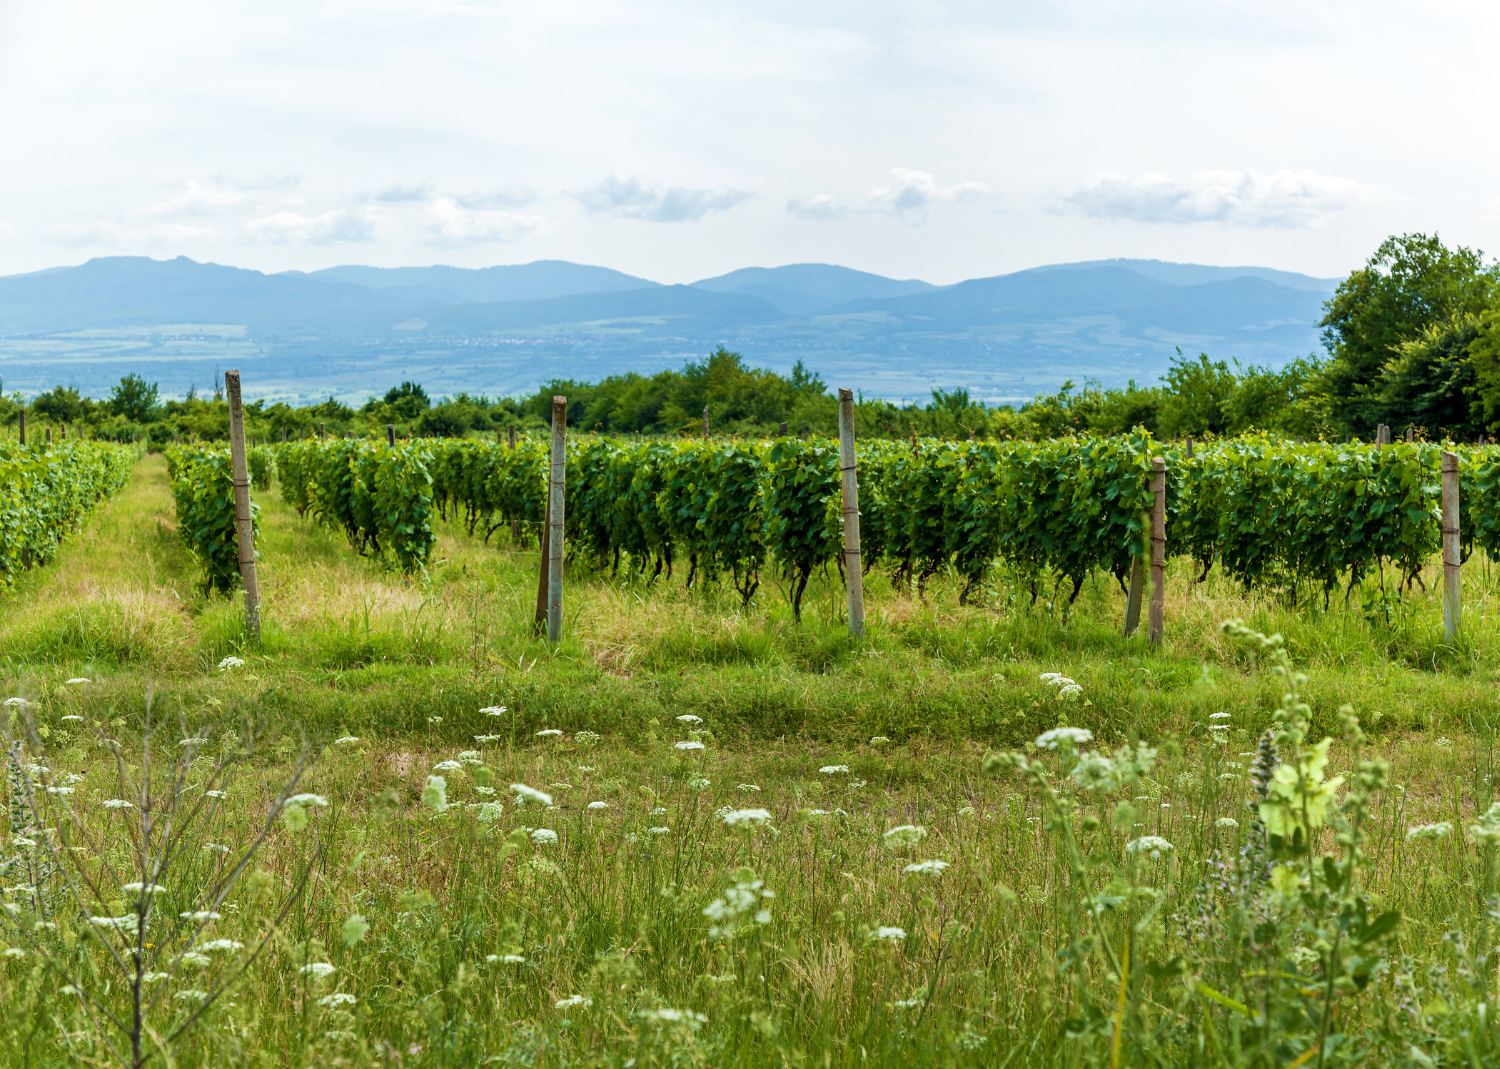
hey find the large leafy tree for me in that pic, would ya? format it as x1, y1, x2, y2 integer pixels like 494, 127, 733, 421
1319, 233, 1498, 434
106, 374, 159, 422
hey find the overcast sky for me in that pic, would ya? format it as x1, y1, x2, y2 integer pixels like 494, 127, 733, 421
0, 0, 1495, 285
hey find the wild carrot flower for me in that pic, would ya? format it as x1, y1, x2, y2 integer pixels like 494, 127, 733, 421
902, 860, 950, 876
1408, 822, 1453, 841
586, 801, 608, 810
511, 784, 553, 806
433, 760, 463, 772
555, 995, 591, 1010
1126, 836, 1174, 861
480, 706, 507, 716
869, 927, 906, 942
217, 656, 245, 671
198, 939, 244, 953
1035, 727, 1092, 750
334, 737, 360, 745
536, 729, 563, 738
300, 963, 336, 980
883, 825, 926, 848
65, 678, 90, 685
531, 829, 558, 845
722, 808, 772, 826
819, 765, 849, 774
737, 784, 761, 792
676, 715, 702, 723
674, 741, 705, 751
318, 993, 357, 1007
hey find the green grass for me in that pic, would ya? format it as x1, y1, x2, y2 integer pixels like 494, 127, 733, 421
5, 455, 1500, 1066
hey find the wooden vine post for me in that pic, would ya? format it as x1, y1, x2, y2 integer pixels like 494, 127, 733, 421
546, 396, 567, 642
1148, 456, 1166, 645
224, 370, 262, 641
17, 408, 23, 445
702, 405, 710, 440
1442, 450, 1461, 642
837, 388, 865, 638
387, 424, 396, 447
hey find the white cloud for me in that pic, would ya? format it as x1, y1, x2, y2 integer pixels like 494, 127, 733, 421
0, 221, 15, 240
425, 199, 542, 244
140, 175, 302, 219
1059, 169, 1382, 228
242, 209, 378, 244
572, 174, 753, 222
863, 169, 988, 224
42, 221, 217, 247
452, 186, 537, 210
787, 194, 846, 221
368, 183, 434, 204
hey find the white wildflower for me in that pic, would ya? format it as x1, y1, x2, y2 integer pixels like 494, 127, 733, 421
65, 678, 91, 685
334, 737, 360, 745
819, 765, 849, 774
649, 826, 670, 835
535, 729, 563, 738
674, 741, 705, 751
531, 828, 558, 845
883, 825, 926, 848
478, 802, 504, 823
432, 760, 463, 772
687, 776, 711, 790
1126, 836, 1174, 861
722, 808, 772, 826
1215, 817, 1239, 828
1408, 822, 1453, 841
285, 794, 328, 808
1058, 684, 1084, 698
903, 860, 950, 876
318, 992, 358, 1007
198, 939, 244, 953
205, 790, 227, 798
480, 705, 507, 716
511, 783, 553, 807
676, 715, 703, 723
89, 915, 140, 931
555, 995, 592, 1010
587, 801, 609, 811
217, 656, 246, 671
180, 911, 221, 922
61, 715, 84, 722
737, 784, 761, 792
174, 989, 209, 1001
300, 963, 336, 980
121, 882, 166, 895
869, 926, 906, 942
1035, 727, 1093, 750
870, 736, 890, 744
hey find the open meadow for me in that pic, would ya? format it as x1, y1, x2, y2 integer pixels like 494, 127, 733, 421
6, 454, 1500, 1067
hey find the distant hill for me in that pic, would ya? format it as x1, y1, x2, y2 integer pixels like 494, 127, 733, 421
0, 255, 1341, 405
289, 260, 660, 305
690, 263, 936, 317
1028, 258, 1339, 293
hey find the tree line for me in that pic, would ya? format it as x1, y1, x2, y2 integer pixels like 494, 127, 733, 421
3, 231, 1497, 444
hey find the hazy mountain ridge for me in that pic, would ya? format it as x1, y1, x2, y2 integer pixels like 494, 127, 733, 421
0, 256, 1338, 404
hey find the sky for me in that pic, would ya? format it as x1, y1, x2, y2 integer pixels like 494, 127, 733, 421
1, 0, 1497, 286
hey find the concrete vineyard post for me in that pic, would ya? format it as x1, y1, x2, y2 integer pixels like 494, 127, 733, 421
319, 421, 325, 439
837, 388, 866, 638
1148, 456, 1166, 645
17, 409, 23, 446
225, 370, 262, 642
1406, 426, 1414, 443
387, 424, 395, 447
779, 421, 788, 436
1376, 424, 1390, 446
547, 395, 567, 642
1123, 556, 1145, 637
703, 405, 709, 440
1185, 436, 1194, 459
1442, 451, 1461, 642
45, 427, 51, 445
508, 425, 517, 449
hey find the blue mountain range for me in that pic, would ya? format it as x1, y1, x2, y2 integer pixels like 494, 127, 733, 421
0, 256, 1339, 404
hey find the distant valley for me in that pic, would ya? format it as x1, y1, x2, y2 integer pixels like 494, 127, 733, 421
0, 256, 1339, 405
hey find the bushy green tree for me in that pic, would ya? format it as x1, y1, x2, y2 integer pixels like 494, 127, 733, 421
1319, 232, 1499, 434
107, 373, 160, 423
